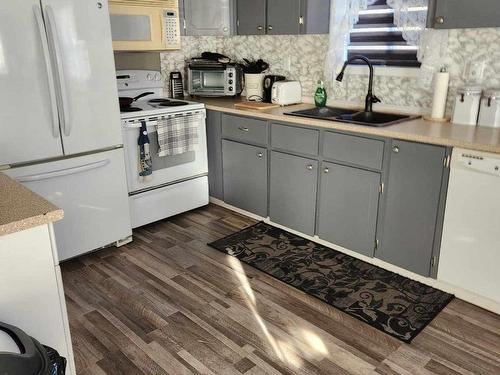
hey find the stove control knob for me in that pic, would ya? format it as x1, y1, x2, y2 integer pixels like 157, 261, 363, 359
228, 86, 233, 91
155, 73, 161, 81
228, 72, 233, 78
228, 80, 233, 84
146, 73, 153, 80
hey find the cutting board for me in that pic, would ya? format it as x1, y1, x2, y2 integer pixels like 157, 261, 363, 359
234, 101, 280, 111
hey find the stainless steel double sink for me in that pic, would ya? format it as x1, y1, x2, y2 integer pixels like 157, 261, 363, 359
285, 107, 420, 127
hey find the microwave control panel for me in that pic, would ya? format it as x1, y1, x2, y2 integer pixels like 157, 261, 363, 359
164, 10, 180, 46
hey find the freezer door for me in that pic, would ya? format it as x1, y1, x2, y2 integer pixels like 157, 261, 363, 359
5, 148, 132, 261
41, 0, 123, 155
0, 0, 63, 166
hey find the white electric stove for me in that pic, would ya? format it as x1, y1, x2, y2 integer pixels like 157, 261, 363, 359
117, 70, 208, 228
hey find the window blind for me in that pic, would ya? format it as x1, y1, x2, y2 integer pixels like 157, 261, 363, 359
348, 0, 421, 67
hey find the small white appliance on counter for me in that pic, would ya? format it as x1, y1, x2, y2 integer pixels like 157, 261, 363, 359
439, 149, 500, 307
271, 81, 302, 106
1, 0, 132, 261
117, 70, 209, 228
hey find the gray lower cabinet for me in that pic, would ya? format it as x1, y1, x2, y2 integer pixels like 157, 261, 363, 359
377, 140, 447, 277
182, 0, 233, 36
428, 0, 500, 29
206, 110, 223, 199
317, 162, 381, 257
222, 140, 268, 216
269, 151, 318, 235
236, 0, 267, 35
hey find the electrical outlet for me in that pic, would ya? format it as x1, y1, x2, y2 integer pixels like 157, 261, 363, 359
283, 55, 291, 72
463, 60, 486, 84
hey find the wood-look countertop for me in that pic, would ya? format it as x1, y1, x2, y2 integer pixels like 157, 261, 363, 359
193, 97, 500, 154
0, 173, 63, 236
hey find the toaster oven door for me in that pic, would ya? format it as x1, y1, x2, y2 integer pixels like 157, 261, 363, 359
189, 69, 227, 96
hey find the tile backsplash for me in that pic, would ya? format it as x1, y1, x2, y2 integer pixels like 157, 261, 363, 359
160, 28, 500, 115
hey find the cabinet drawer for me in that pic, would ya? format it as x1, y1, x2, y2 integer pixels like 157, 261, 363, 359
222, 114, 268, 145
323, 131, 384, 170
271, 123, 319, 156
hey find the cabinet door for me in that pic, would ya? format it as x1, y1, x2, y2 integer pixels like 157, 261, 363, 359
267, 0, 301, 35
184, 0, 231, 36
430, 0, 500, 29
222, 140, 268, 216
377, 141, 446, 276
206, 111, 223, 200
317, 162, 380, 257
269, 152, 318, 235
237, 0, 266, 35
301, 0, 330, 34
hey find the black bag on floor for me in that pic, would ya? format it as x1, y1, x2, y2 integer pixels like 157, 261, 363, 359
0, 322, 66, 375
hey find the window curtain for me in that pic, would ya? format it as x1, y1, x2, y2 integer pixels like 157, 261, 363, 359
325, 0, 377, 81
326, 0, 449, 89
387, 0, 449, 89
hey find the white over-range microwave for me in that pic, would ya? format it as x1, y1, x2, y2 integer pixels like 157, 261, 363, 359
109, 0, 181, 51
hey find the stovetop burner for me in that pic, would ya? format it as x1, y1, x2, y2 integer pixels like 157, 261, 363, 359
159, 101, 189, 107
121, 107, 142, 112
148, 98, 189, 107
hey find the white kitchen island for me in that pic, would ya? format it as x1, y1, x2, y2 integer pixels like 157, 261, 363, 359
0, 173, 75, 374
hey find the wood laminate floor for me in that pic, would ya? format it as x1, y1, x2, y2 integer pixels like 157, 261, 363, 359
61, 204, 500, 375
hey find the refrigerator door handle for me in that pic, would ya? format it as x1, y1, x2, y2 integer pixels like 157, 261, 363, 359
44, 5, 71, 137
16, 159, 110, 182
33, 4, 60, 139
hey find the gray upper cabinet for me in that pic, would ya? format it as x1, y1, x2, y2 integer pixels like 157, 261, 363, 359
236, 0, 267, 35
236, 0, 301, 35
182, 0, 233, 36
317, 162, 381, 257
222, 140, 268, 217
377, 140, 447, 277
267, 0, 301, 35
269, 151, 318, 235
301, 0, 330, 34
206, 110, 223, 200
428, 0, 500, 29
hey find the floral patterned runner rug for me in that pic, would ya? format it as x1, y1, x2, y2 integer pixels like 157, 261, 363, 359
208, 222, 454, 343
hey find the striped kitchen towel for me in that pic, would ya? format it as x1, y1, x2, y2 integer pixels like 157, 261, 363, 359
156, 113, 200, 157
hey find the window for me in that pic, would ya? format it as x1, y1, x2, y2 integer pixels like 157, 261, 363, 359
348, 0, 421, 68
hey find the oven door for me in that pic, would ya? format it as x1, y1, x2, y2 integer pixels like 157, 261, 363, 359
122, 110, 208, 194
189, 69, 227, 96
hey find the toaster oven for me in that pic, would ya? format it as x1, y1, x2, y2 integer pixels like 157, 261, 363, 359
187, 60, 242, 97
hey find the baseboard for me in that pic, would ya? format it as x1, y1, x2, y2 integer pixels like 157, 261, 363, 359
209, 198, 500, 315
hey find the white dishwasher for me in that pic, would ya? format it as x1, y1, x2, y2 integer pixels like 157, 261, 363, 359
438, 148, 500, 305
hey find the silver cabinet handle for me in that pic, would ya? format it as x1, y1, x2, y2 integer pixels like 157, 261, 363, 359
33, 5, 59, 138
306, 164, 313, 170
257, 152, 264, 158
257, 26, 263, 31
392, 146, 400, 153
268, 25, 273, 30
223, 27, 229, 32
324, 167, 329, 173
238, 126, 249, 132
45, 5, 71, 137
435, 16, 445, 24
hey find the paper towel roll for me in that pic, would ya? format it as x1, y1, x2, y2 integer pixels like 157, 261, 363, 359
431, 71, 450, 119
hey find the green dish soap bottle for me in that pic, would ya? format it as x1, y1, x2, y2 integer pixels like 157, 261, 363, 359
314, 80, 327, 107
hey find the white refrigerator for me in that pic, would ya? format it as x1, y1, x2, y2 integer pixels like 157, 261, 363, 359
0, 0, 132, 261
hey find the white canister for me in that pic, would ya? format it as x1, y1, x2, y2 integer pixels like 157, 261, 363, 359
478, 88, 500, 128
451, 86, 482, 126
244, 73, 265, 101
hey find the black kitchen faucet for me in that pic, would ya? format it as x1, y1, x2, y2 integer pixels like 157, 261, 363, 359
336, 55, 381, 112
